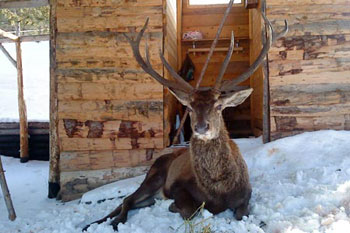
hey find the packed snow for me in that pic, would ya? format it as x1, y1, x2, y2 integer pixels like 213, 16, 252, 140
0, 41, 49, 122
0, 130, 350, 233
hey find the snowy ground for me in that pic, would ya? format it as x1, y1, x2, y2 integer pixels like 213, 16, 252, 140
0, 130, 350, 233
0, 41, 49, 122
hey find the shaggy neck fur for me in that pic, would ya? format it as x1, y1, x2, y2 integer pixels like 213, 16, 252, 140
190, 119, 240, 196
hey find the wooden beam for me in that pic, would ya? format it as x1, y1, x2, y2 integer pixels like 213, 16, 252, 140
0, 156, 16, 221
0, 34, 49, 43
176, 0, 182, 69
0, 0, 48, 8
48, 0, 60, 199
0, 43, 17, 68
245, 0, 259, 9
15, 40, 29, 162
0, 29, 18, 42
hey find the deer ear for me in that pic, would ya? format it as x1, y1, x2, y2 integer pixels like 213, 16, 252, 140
219, 88, 253, 108
168, 88, 191, 106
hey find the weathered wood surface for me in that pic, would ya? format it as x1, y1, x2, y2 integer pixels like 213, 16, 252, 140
0, 156, 16, 221
59, 147, 186, 201
52, 0, 168, 200
15, 40, 29, 162
249, 6, 264, 138
267, 0, 350, 140
0, 0, 48, 8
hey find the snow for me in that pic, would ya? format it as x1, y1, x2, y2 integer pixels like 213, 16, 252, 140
0, 41, 49, 122
1, 130, 350, 233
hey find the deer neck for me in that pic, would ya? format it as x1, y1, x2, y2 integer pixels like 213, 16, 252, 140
190, 121, 239, 195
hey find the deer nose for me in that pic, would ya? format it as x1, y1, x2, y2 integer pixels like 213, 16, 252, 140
194, 123, 210, 134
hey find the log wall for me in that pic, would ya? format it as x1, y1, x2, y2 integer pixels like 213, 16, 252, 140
52, 0, 170, 201
267, 0, 350, 140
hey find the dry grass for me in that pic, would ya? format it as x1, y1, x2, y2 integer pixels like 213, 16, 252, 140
175, 202, 213, 233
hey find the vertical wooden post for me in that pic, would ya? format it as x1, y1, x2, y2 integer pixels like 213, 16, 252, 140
48, 0, 61, 198
0, 156, 16, 221
0, 28, 29, 162
15, 39, 29, 162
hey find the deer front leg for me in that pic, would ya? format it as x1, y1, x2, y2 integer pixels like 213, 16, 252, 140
169, 183, 200, 220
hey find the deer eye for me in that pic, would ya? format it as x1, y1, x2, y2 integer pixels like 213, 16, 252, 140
216, 105, 222, 111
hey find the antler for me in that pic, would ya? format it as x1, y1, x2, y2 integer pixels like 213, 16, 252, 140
123, 18, 194, 93
195, 0, 234, 90
219, 10, 288, 92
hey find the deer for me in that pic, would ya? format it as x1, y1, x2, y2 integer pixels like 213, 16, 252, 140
83, 0, 288, 231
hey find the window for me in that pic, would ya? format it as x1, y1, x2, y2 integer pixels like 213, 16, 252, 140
189, 0, 242, 5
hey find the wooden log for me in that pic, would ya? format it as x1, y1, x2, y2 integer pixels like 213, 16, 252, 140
49, 0, 60, 199
0, 0, 48, 8
15, 40, 29, 163
59, 147, 185, 201
0, 34, 49, 44
0, 29, 18, 42
0, 44, 17, 68
0, 156, 16, 221
60, 137, 164, 151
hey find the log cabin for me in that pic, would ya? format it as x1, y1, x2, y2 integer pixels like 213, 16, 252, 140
1, 0, 349, 201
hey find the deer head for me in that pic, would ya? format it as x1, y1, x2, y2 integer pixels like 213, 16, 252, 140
124, 1, 288, 141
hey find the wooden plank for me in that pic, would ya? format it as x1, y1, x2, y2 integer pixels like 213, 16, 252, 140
0, 29, 18, 42
270, 103, 350, 117
57, 82, 163, 101
49, 0, 60, 198
56, 68, 159, 83
56, 5, 163, 18
0, 35, 49, 44
58, 100, 163, 122
59, 166, 149, 201
59, 146, 186, 201
271, 84, 350, 107
0, 0, 48, 8
58, 0, 162, 7
58, 119, 163, 139
60, 137, 164, 151
182, 13, 248, 27
269, 58, 350, 77
183, 25, 249, 39
60, 148, 169, 172
270, 71, 350, 87
267, 0, 350, 6
56, 13, 163, 33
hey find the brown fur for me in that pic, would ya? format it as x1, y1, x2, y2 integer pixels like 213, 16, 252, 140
83, 89, 252, 231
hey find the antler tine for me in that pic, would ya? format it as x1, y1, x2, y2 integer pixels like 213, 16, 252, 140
213, 31, 235, 91
159, 49, 194, 92
123, 18, 193, 93
220, 10, 288, 92
195, 0, 234, 90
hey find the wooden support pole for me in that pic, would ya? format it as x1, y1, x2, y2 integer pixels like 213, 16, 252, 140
15, 40, 29, 163
48, 0, 61, 198
0, 29, 19, 41
0, 156, 16, 221
0, 43, 17, 68
0, 28, 29, 161
172, 108, 189, 145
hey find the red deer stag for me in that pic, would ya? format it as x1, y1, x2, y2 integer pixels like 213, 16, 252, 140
83, 0, 288, 231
